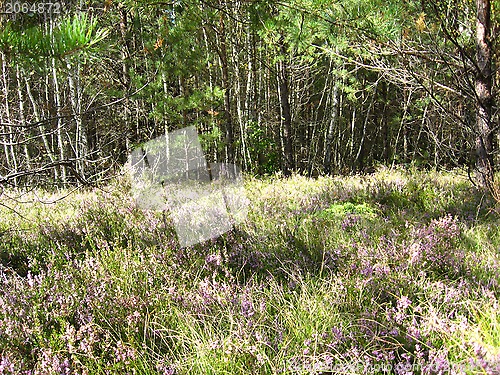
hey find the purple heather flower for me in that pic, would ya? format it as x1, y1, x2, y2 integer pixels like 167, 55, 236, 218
240, 297, 254, 318
0, 356, 15, 374
397, 296, 412, 311
364, 266, 376, 278
205, 253, 222, 267
114, 341, 136, 364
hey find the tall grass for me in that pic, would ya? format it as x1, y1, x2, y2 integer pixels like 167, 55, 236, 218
0, 167, 498, 374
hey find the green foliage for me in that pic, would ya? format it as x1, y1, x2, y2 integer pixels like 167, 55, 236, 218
246, 121, 279, 174
0, 13, 108, 61
199, 124, 224, 154
316, 202, 379, 220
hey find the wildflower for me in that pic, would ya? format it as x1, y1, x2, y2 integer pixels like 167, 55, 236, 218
240, 297, 254, 318
394, 311, 405, 324
156, 361, 176, 375
0, 356, 15, 374
331, 327, 343, 342
397, 296, 412, 311
341, 215, 360, 230
126, 311, 141, 326
208, 340, 221, 350
424, 349, 450, 375
408, 242, 422, 265
205, 253, 222, 267
255, 353, 265, 365
114, 341, 136, 364
360, 262, 374, 277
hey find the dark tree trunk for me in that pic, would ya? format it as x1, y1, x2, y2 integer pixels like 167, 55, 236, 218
278, 38, 294, 176
219, 13, 235, 163
475, 0, 495, 189
324, 83, 339, 175
119, 4, 131, 163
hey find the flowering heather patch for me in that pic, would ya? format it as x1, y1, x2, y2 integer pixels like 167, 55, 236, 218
0, 168, 499, 374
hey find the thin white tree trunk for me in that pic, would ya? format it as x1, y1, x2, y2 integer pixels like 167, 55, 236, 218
1, 52, 18, 185
67, 58, 86, 176
52, 57, 66, 182
0, 53, 11, 175
231, 27, 247, 170
25, 75, 57, 171
16, 65, 31, 170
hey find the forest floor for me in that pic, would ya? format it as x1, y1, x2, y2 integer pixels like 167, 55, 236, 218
0, 167, 499, 374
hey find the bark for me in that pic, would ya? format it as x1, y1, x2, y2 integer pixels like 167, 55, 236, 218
324, 82, 339, 175
349, 107, 356, 165
0, 52, 12, 176
232, 25, 247, 169
49, 12, 66, 183
355, 85, 376, 170
381, 82, 390, 162
67, 59, 87, 177
25, 75, 58, 180
392, 90, 412, 168
179, 76, 188, 127
244, 29, 257, 170
202, 25, 217, 162
218, 12, 235, 163
475, 0, 495, 189
1, 52, 18, 185
52, 57, 66, 183
120, 4, 131, 156
277, 38, 294, 176
15, 65, 31, 170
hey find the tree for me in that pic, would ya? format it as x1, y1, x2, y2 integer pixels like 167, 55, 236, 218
475, 0, 495, 190
0, 11, 108, 186
0, 0, 498, 188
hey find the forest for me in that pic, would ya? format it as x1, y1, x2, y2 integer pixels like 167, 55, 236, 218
0, 0, 498, 189
1, 0, 500, 374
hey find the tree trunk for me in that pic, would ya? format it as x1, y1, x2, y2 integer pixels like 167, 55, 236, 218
2, 52, 18, 186
25, 75, 57, 179
244, 28, 257, 170
355, 84, 376, 171
232, 26, 247, 170
475, 0, 495, 189
219, 12, 235, 163
50, 12, 66, 183
15, 65, 31, 171
278, 38, 294, 176
120, 4, 132, 159
324, 82, 339, 175
349, 107, 356, 168
52, 57, 66, 183
67, 59, 87, 177
0, 52, 12, 178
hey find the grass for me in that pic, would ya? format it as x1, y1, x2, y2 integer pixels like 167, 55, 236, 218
0, 166, 499, 374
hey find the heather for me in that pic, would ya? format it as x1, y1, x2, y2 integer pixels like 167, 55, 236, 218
0, 168, 499, 374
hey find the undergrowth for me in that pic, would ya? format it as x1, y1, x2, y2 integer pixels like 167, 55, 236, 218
0, 167, 498, 374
